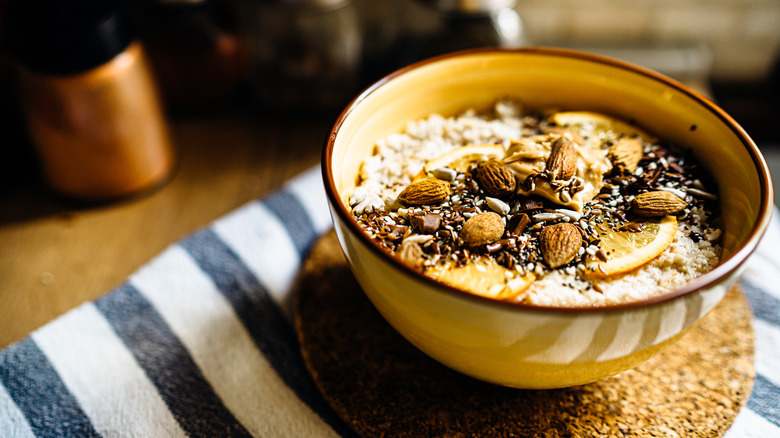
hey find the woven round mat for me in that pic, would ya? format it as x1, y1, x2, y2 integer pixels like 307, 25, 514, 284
294, 232, 755, 437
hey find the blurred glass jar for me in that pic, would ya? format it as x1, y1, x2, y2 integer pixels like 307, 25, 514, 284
120, 0, 248, 111
414, 0, 525, 58
241, 0, 362, 113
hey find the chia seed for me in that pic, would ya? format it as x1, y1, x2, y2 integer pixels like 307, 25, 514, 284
348, 102, 722, 306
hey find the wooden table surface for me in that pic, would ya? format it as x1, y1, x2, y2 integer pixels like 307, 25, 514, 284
0, 103, 335, 348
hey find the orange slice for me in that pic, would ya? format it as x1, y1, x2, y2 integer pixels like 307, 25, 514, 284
427, 257, 535, 300
549, 111, 657, 144
585, 215, 677, 277
423, 143, 506, 174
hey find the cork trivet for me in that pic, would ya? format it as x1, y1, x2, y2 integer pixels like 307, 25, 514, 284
294, 232, 755, 437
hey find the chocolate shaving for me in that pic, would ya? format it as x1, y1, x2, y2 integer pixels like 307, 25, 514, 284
410, 213, 442, 234
648, 166, 663, 186
617, 222, 645, 233
507, 213, 531, 236
486, 242, 503, 253
516, 197, 545, 212
613, 209, 629, 222
669, 161, 685, 173
388, 225, 408, 241
468, 178, 480, 194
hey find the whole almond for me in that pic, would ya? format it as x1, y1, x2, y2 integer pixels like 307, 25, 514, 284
460, 212, 505, 248
474, 159, 516, 197
546, 136, 577, 180
397, 179, 450, 206
539, 223, 582, 268
632, 190, 687, 217
609, 138, 643, 173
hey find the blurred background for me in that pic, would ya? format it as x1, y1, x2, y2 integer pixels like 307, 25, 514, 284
0, 0, 778, 188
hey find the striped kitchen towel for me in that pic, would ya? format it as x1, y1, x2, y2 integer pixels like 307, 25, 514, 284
0, 166, 778, 437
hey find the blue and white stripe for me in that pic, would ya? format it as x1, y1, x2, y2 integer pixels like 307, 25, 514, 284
0, 166, 777, 437
724, 211, 780, 437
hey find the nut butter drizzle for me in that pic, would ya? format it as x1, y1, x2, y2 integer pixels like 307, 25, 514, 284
353, 112, 720, 295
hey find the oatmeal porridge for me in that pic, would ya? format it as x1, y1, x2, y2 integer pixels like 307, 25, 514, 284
348, 100, 721, 307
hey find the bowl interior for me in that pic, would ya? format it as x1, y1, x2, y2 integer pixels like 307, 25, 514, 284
328, 48, 772, 293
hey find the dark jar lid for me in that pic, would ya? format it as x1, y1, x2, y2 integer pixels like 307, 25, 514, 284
6, 0, 134, 76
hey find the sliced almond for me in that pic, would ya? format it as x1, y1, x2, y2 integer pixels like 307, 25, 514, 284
539, 223, 582, 269
397, 179, 450, 206
546, 136, 577, 180
609, 138, 644, 173
542, 126, 585, 146
397, 240, 426, 271
632, 191, 687, 217
474, 159, 516, 198
460, 212, 505, 248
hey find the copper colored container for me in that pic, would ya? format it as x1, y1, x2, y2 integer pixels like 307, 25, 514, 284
19, 42, 174, 199
8, 0, 174, 200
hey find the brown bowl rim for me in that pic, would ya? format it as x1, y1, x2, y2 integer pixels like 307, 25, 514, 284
322, 46, 775, 314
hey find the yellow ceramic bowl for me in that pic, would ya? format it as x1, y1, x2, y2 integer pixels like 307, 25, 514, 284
322, 48, 774, 389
